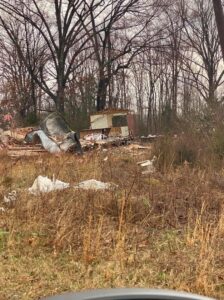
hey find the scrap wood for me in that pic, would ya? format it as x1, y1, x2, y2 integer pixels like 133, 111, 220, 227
8, 146, 43, 151
7, 144, 47, 157
3, 127, 34, 141
96, 137, 129, 147
125, 143, 151, 151
3, 130, 24, 141
137, 156, 157, 174
8, 150, 47, 157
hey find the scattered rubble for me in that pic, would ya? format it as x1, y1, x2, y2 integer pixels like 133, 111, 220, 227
74, 179, 118, 190
137, 156, 157, 174
84, 133, 107, 141
141, 134, 163, 143
80, 109, 137, 139
0, 113, 83, 156
0, 110, 157, 157
8, 146, 47, 157
27, 130, 61, 154
3, 190, 17, 204
28, 175, 70, 195
125, 143, 151, 151
79, 109, 137, 150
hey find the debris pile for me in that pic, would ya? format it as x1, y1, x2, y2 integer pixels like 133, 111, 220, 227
0, 110, 155, 156
141, 134, 163, 143
3, 190, 17, 204
26, 113, 82, 154
0, 113, 83, 156
79, 109, 137, 150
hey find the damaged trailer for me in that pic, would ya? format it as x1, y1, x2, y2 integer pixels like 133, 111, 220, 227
25, 112, 83, 154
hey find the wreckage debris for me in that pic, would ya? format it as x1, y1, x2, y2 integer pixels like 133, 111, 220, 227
28, 175, 70, 195
0, 113, 83, 156
79, 109, 137, 150
3, 190, 17, 204
27, 130, 61, 154
84, 133, 107, 141
7, 146, 46, 157
26, 112, 83, 154
125, 143, 151, 151
80, 109, 136, 139
28, 176, 118, 194
0, 110, 157, 156
74, 179, 118, 190
137, 156, 157, 174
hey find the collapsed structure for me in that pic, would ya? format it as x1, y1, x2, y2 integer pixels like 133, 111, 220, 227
80, 109, 137, 141
0, 112, 83, 156
0, 110, 139, 156
25, 112, 83, 154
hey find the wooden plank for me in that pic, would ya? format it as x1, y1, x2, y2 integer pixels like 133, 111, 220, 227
8, 146, 43, 151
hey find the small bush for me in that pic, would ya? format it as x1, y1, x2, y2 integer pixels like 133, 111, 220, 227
153, 133, 205, 171
211, 126, 224, 159
25, 112, 39, 126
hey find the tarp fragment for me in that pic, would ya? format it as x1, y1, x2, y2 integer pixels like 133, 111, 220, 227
28, 175, 70, 195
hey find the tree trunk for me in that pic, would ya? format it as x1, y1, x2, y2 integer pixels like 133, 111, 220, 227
56, 86, 65, 113
213, 0, 224, 60
208, 79, 215, 108
96, 77, 109, 111
31, 77, 37, 118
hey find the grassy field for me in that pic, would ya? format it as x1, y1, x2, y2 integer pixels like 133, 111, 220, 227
0, 145, 224, 300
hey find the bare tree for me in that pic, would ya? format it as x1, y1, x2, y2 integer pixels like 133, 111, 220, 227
212, 0, 224, 60
0, 0, 94, 113
0, 22, 44, 120
79, 0, 162, 111
181, 0, 224, 109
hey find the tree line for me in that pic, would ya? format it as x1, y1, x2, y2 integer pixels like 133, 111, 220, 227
0, 0, 224, 133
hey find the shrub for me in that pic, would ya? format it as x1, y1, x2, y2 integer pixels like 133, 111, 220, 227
153, 132, 205, 171
211, 126, 224, 159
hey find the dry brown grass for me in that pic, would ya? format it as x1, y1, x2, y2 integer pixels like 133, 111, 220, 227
0, 147, 224, 300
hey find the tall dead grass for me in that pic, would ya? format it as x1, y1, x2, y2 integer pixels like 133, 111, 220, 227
0, 148, 224, 299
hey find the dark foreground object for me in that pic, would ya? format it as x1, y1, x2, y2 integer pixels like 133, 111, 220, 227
41, 288, 215, 300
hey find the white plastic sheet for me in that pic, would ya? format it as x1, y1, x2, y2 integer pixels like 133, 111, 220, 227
28, 175, 70, 195
74, 179, 117, 190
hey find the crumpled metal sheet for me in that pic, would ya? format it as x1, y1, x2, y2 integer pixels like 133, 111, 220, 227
31, 130, 61, 154
25, 112, 82, 154
40, 112, 71, 137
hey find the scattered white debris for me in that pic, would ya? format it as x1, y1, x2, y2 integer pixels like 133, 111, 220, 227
137, 156, 157, 174
103, 156, 108, 161
125, 144, 151, 151
147, 134, 157, 138
28, 175, 70, 195
84, 133, 107, 141
74, 179, 118, 190
3, 190, 17, 203
0, 207, 5, 212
